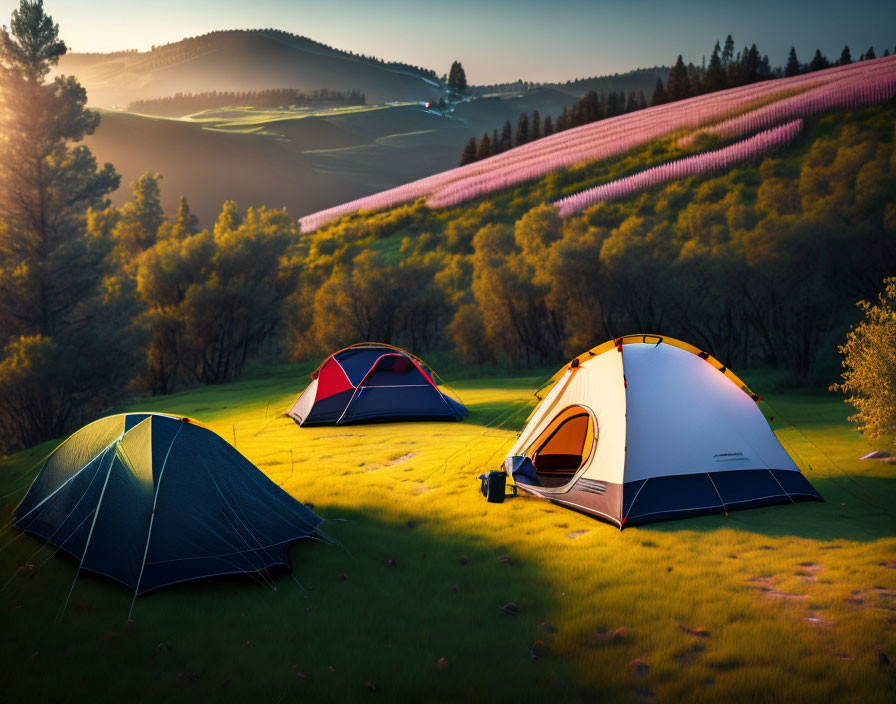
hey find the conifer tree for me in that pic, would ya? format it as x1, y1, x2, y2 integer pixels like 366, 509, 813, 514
476, 131, 492, 160
666, 55, 690, 100
531, 110, 540, 141
459, 136, 477, 165
0, 0, 133, 450
542, 114, 553, 137
706, 41, 726, 92
808, 49, 829, 72
785, 46, 802, 76
650, 76, 668, 106
839, 45, 852, 65
721, 34, 735, 72
500, 120, 513, 150
447, 60, 468, 94
864, 46, 876, 60
515, 112, 529, 146
492, 127, 501, 154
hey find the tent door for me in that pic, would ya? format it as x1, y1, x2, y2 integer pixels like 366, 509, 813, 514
526, 406, 596, 488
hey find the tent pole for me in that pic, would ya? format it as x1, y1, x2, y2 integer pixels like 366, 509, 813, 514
57, 445, 118, 622
129, 422, 185, 620
705, 473, 728, 516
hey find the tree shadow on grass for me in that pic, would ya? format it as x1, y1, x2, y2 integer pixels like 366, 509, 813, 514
0, 506, 601, 703
640, 474, 896, 542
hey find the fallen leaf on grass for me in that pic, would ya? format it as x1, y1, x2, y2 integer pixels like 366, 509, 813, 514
531, 640, 550, 660
629, 658, 650, 677
502, 602, 519, 615
679, 624, 710, 638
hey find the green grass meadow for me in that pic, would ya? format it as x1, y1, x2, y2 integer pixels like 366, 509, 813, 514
1, 366, 894, 702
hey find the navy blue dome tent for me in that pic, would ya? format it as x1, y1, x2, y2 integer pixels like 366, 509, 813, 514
14, 413, 321, 605
288, 343, 468, 426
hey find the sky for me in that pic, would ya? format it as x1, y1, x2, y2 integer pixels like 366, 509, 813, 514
3, 0, 895, 84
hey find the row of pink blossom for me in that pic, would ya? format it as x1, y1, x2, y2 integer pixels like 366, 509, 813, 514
423, 58, 895, 209
553, 119, 803, 217
299, 55, 896, 232
691, 66, 896, 144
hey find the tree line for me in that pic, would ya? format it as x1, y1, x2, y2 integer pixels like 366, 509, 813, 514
651, 36, 894, 106
128, 88, 366, 116
460, 89, 648, 165
139, 29, 439, 81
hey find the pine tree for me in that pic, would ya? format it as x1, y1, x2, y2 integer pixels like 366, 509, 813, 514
666, 55, 690, 101
542, 114, 553, 137
447, 60, 468, 94
500, 120, 513, 151
0, 0, 119, 339
839, 45, 852, 65
531, 110, 540, 141
475, 131, 492, 160
785, 46, 802, 77
459, 137, 477, 165
515, 112, 529, 146
808, 49, 829, 72
745, 44, 760, 83
721, 34, 735, 72
492, 127, 501, 154
865, 46, 876, 60
605, 91, 622, 117
706, 41, 726, 92
650, 76, 668, 106
0, 0, 133, 450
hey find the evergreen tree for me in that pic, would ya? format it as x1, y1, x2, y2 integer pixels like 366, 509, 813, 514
605, 90, 622, 117
706, 41, 726, 92
808, 49, 829, 72
500, 119, 513, 150
542, 114, 553, 137
650, 76, 668, 106
745, 44, 760, 83
758, 54, 772, 80
785, 46, 802, 77
721, 34, 735, 72
531, 110, 540, 141
459, 136, 477, 165
515, 112, 529, 146
839, 45, 852, 65
447, 60, 468, 94
666, 55, 691, 100
492, 127, 501, 154
864, 46, 876, 60
0, 0, 132, 450
475, 131, 492, 160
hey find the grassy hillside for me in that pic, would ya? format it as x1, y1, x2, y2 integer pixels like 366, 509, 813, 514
84, 87, 580, 223
1, 367, 893, 702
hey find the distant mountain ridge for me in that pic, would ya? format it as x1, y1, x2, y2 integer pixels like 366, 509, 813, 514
55, 29, 443, 107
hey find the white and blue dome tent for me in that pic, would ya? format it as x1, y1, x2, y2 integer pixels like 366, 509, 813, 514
502, 335, 822, 527
14, 413, 321, 607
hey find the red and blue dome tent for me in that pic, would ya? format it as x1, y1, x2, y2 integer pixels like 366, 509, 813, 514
288, 343, 467, 426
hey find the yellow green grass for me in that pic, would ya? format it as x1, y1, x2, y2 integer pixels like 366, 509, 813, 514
1, 367, 894, 702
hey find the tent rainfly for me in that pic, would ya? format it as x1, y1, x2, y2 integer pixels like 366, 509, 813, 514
502, 335, 822, 527
288, 343, 467, 426
15, 413, 321, 598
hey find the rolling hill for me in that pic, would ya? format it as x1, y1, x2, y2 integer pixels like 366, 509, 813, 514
82, 90, 581, 222
56, 30, 442, 107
